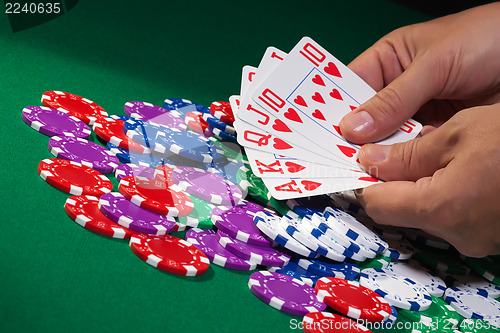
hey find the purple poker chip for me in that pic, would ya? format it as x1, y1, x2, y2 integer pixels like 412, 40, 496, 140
248, 270, 327, 316
98, 192, 176, 235
217, 230, 290, 267
123, 101, 187, 131
48, 136, 120, 173
210, 205, 273, 247
22, 106, 91, 138
115, 163, 156, 182
171, 166, 243, 205
185, 228, 257, 271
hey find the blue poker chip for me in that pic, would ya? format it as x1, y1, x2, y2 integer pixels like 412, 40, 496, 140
268, 260, 321, 287
381, 305, 398, 328
163, 98, 210, 115
202, 111, 236, 136
292, 257, 360, 281
109, 114, 133, 121
208, 125, 238, 143
359, 268, 433, 311
207, 157, 245, 187
123, 118, 162, 148
106, 142, 154, 166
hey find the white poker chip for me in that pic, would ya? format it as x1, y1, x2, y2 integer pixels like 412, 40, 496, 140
442, 272, 500, 298
386, 260, 447, 297
382, 238, 414, 260
359, 268, 432, 311
444, 287, 500, 324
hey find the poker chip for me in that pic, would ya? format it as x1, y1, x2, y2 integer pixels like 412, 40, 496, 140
267, 261, 321, 287
211, 205, 273, 247
48, 136, 120, 174
98, 192, 176, 235
38, 158, 113, 196
302, 312, 373, 333
323, 207, 388, 254
41, 91, 108, 125
386, 260, 447, 297
209, 101, 234, 125
185, 228, 257, 271
382, 305, 398, 329
315, 277, 391, 322
208, 136, 247, 162
236, 165, 272, 206
184, 111, 213, 137
176, 195, 215, 229
118, 176, 193, 217
404, 229, 452, 250
153, 164, 175, 185
413, 246, 470, 276
129, 233, 210, 276
92, 117, 149, 153
292, 257, 360, 281
124, 101, 187, 131
163, 98, 210, 114
217, 230, 290, 267
399, 295, 462, 329
109, 114, 132, 121
64, 195, 135, 239
382, 238, 414, 260
202, 111, 236, 135
443, 272, 500, 298
358, 255, 392, 270
269, 197, 292, 216
22, 106, 91, 138
461, 256, 500, 286
208, 157, 245, 187
115, 163, 156, 182
210, 126, 238, 143
444, 287, 500, 323
172, 166, 243, 205
359, 268, 433, 311
460, 318, 500, 332
248, 271, 326, 316
253, 211, 319, 258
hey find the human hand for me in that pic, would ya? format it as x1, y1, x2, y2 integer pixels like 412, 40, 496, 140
340, 3, 500, 144
356, 105, 500, 257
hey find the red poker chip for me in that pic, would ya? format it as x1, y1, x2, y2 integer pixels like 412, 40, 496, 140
153, 165, 175, 185
38, 158, 113, 196
129, 233, 210, 276
209, 101, 234, 125
41, 91, 108, 125
64, 195, 135, 239
184, 111, 212, 137
93, 117, 150, 153
315, 277, 391, 322
303, 312, 373, 333
118, 176, 193, 217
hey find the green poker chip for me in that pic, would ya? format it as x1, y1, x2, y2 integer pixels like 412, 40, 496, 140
459, 318, 500, 332
461, 256, 500, 286
399, 295, 462, 328
269, 197, 291, 216
413, 245, 470, 276
358, 255, 391, 270
236, 165, 271, 206
175, 195, 215, 229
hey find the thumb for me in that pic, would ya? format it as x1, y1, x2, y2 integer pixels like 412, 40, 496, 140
358, 127, 453, 181
340, 58, 441, 144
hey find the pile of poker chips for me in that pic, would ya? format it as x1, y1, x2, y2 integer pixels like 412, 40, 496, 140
21, 91, 500, 332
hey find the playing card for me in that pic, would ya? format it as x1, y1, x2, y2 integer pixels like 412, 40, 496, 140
251, 37, 422, 165
240, 65, 256, 100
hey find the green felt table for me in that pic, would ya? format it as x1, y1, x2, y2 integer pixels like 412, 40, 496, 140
0, 1, 430, 332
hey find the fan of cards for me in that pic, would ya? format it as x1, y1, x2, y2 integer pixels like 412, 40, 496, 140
229, 36, 422, 200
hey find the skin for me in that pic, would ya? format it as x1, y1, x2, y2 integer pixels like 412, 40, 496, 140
338, 3, 500, 257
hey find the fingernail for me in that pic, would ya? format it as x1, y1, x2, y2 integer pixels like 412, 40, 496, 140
363, 144, 391, 162
343, 110, 375, 134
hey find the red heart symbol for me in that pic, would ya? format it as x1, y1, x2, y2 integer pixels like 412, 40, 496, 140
284, 108, 302, 123
333, 125, 342, 136
284, 162, 306, 173
337, 145, 356, 157
312, 109, 326, 121
273, 138, 293, 150
358, 176, 379, 182
349, 105, 357, 111
330, 89, 343, 100
301, 180, 322, 191
312, 74, 325, 86
312, 92, 325, 104
294, 95, 307, 107
324, 62, 342, 78
272, 119, 292, 132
